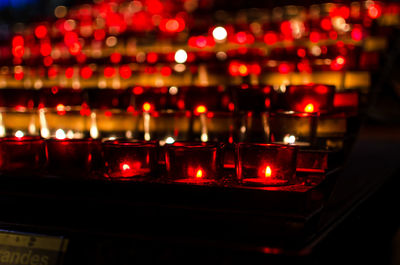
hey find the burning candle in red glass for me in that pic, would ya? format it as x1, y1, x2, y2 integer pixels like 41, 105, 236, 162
103, 140, 158, 180
0, 136, 46, 175
236, 143, 297, 186
164, 142, 222, 184
285, 85, 335, 113
46, 138, 99, 178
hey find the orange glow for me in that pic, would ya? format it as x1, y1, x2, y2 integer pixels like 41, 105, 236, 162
368, 4, 382, 19
196, 169, 203, 179
304, 103, 315, 113
195, 105, 207, 114
265, 166, 272, 178
238, 64, 248, 76
142, 102, 152, 112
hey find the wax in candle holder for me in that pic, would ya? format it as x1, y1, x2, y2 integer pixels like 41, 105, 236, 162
164, 142, 223, 184
268, 111, 318, 147
0, 136, 46, 176
284, 85, 335, 113
46, 138, 99, 178
103, 140, 158, 180
236, 143, 298, 186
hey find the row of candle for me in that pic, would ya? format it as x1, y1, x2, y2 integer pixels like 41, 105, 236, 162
0, 84, 347, 112
0, 137, 317, 186
0, 109, 349, 148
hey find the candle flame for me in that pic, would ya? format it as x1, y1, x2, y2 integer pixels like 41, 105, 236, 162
55, 128, 66, 139
304, 103, 314, 113
122, 163, 131, 171
15, 130, 24, 138
196, 169, 203, 179
265, 166, 272, 178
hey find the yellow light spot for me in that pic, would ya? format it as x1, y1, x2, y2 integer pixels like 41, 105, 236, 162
122, 163, 131, 171
304, 103, 314, 113
195, 105, 207, 114
15, 130, 24, 138
142, 102, 152, 112
265, 166, 272, 178
196, 169, 203, 178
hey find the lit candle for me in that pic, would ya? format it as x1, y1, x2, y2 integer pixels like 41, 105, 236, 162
236, 143, 298, 186
164, 142, 223, 184
103, 140, 158, 180
283, 85, 335, 113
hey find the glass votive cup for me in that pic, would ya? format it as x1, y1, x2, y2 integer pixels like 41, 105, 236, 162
164, 142, 223, 185
147, 110, 191, 144
236, 143, 298, 186
192, 111, 237, 143
285, 85, 335, 113
102, 140, 158, 180
88, 109, 139, 139
39, 107, 88, 139
268, 111, 318, 147
0, 136, 46, 176
0, 108, 40, 138
46, 138, 99, 178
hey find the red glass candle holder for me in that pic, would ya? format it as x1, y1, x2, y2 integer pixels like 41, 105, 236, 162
268, 111, 318, 147
103, 140, 158, 180
285, 85, 335, 113
0, 136, 46, 175
46, 138, 98, 178
236, 143, 298, 186
164, 142, 223, 184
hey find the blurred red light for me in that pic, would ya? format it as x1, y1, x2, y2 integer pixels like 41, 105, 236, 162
264, 31, 278, 45
104, 66, 116, 78
132, 86, 144, 95
368, 4, 382, 19
315, 85, 329, 94
228, 61, 240, 76
35, 25, 47, 39
297, 48, 306, 58
146, 52, 158, 63
331, 56, 346, 70
309, 32, 320, 43
94, 29, 106, 40
278, 63, 291, 74
321, 18, 332, 31
280, 21, 292, 36
351, 26, 363, 41
160, 18, 185, 33
250, 64, 261, 75
119, 65, 132, 79
80, 66, 92, 79
65, 67, 74, 78
14, 71, 24, 81
110, 53, 122, 64
40, 42, 52, 57
12, 36, 24, 46
160, 66, 172, 76
43, 56, 53, 67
